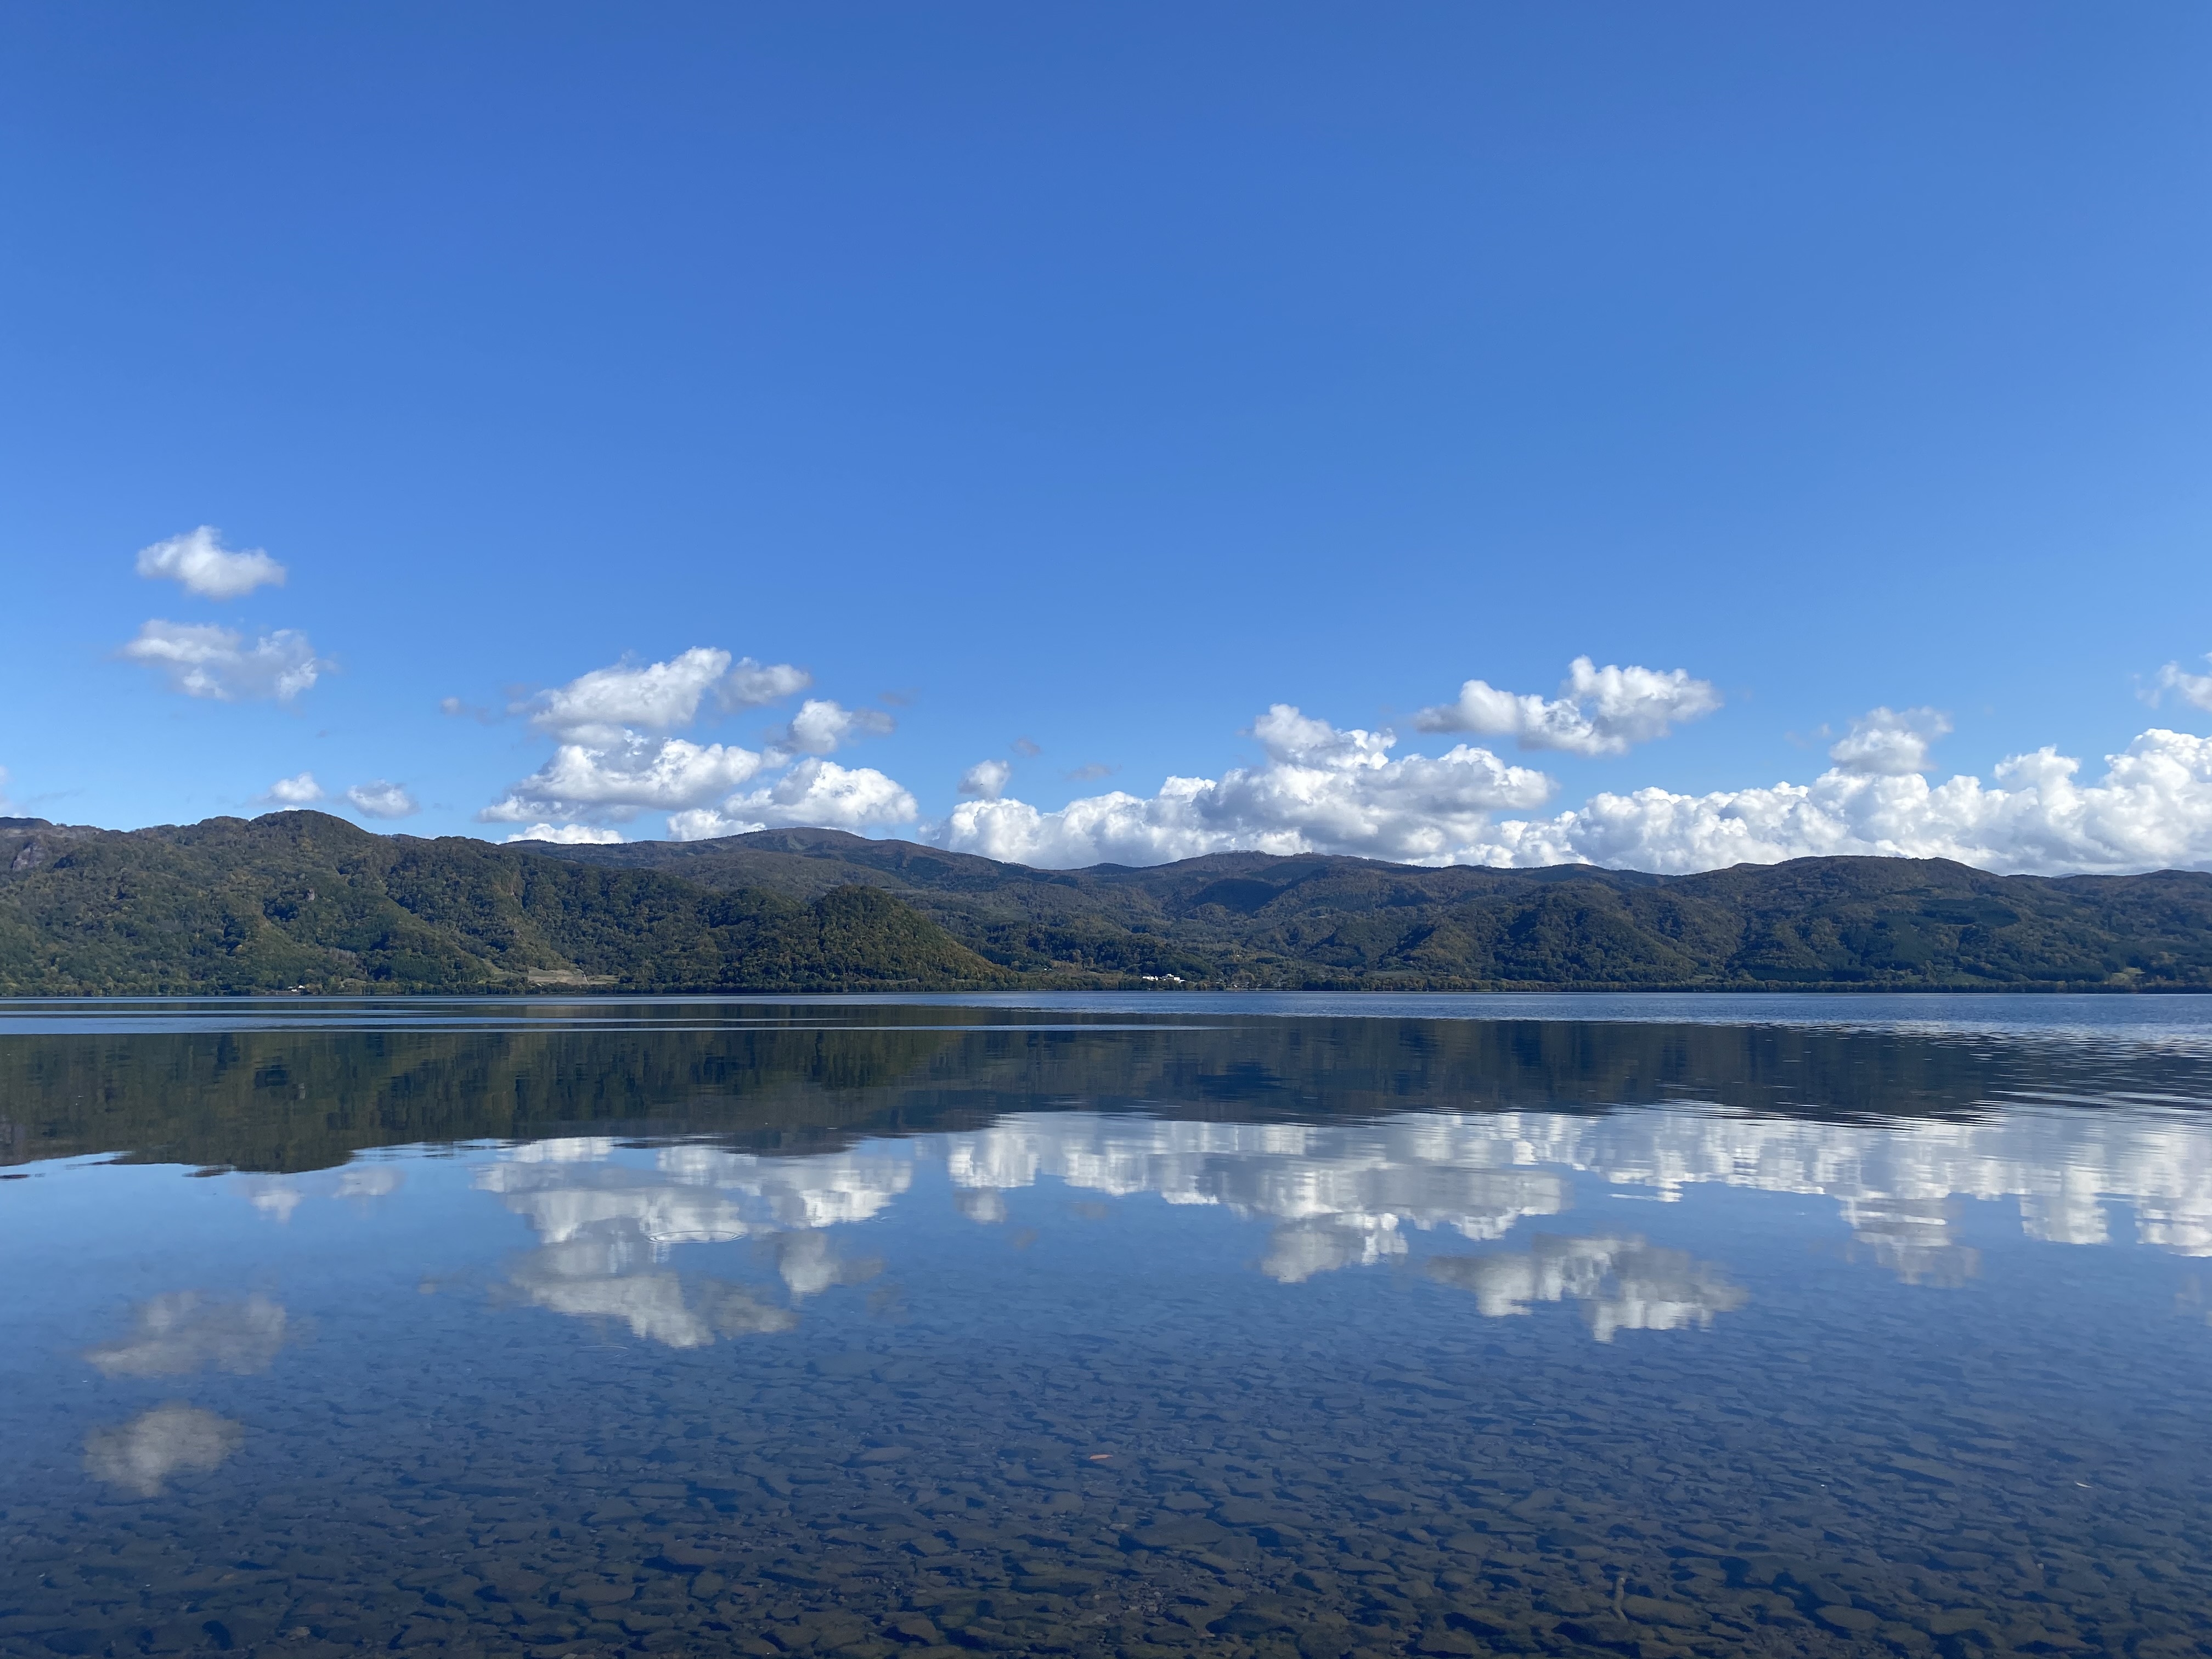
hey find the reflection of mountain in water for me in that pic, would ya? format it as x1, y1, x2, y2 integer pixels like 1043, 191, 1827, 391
16, 1009, 2212, 1176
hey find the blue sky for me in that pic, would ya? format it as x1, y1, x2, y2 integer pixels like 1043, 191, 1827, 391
4, 4, 2211, 872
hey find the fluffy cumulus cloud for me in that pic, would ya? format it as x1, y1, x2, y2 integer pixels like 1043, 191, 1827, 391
120, 620, 328, 702
668, 758, 918, 840
482, 735, 769, 822
2151, 654, 2212, 714
518, 647, 808, 744
1415, 657, 1722, 756
930, 705, 1553, 866
344, 780, 418, 819
926, 692, 2212, 877
135, 526, 286, 600
483, 646, 915, 841
1826, 706, 1952, 776
1471, 725, 2212, 876
486, 647, 787, 823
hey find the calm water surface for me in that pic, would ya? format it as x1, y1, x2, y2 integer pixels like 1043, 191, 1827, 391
4, 994, 2212, 1659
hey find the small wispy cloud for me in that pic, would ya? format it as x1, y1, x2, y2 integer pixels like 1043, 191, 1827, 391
345, 780, 418, 819
723, 657, 814, 710
958, 759, 1012, 799
261, 772, 325, 805
778, 699, 895, 756
2147, 654, 2212, 713
120, 621, 328, 703
135, 526, 287, 600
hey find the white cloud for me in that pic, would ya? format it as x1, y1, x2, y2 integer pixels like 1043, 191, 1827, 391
723, 657, 814, 709
120, 620, 328, 702
2150, 654, 2212, 713
780, 698, 895, 755
665, 809, 764, 841
134, 526, 286, 600
0, 766, 12, 814
924, 690, 2212, 878
345, 780, 418, 819
520, 647, 810, 744
482, 736, 768, 822
958, 758, 1012, 799
504, 822, 627, 844
669, 757, 919, 840
261, 772, 325, 805
1414, 657, 1722, 756
930, 704, 1554, 866
262, 775, 416, 820
1827, 706, 1953, 776
1472, 726, 2212, 876
486, 647, 835, 827
523, 646, 732, 742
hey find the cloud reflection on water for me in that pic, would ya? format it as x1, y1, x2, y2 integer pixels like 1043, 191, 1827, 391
500, 1231, 794, 1348
84, 1292, 289, 1376
82, 1404, 242, 1497
472, 1099, 2212, 1348
235, 1159, 407, 1224
476, 1143, 912, 1346
1425, 1236, 1748, 1340
935, 1106, 2212, 1281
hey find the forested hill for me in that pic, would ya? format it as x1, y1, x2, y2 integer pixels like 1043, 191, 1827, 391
529, 826, 2212, 992
2, 812, 2209, 994
0, 814, 1007, 995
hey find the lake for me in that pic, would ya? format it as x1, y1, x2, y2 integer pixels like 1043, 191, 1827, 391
4, 993, 2211, 1659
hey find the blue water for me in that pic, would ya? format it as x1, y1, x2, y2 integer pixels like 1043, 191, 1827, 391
3, 995, 2210, 1658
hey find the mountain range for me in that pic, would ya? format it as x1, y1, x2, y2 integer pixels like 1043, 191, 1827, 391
3, 811, 2209, 994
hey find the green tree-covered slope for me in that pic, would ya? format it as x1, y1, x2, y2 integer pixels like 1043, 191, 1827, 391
531, 826, 2212, 990
0, 814, 1009, 994
4, 812, 2209, 993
